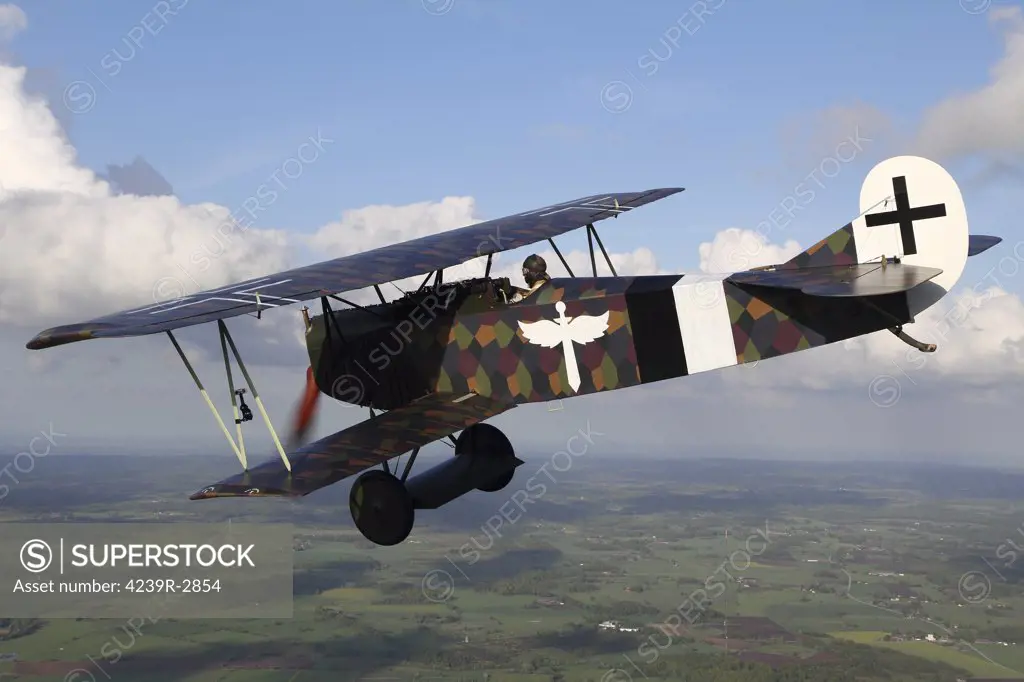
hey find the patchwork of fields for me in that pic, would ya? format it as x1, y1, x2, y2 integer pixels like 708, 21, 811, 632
0, 455, 1022, 680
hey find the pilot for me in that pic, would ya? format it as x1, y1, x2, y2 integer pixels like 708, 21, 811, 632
508, 254, 550, 303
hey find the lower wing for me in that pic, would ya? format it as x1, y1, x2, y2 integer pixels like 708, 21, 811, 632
190, 392, 514, 499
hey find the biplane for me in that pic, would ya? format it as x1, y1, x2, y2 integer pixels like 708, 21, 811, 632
27, 155, 1001, 546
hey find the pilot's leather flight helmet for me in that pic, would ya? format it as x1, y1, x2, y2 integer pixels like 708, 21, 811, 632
522, 254, 549, 287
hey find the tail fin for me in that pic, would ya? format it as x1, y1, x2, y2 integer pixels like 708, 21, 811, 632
783, 155, 972, 317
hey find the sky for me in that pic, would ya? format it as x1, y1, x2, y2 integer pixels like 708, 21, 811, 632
1, 0, 1024, 472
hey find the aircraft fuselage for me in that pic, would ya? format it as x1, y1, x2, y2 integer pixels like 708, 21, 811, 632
305, 274, 911, 410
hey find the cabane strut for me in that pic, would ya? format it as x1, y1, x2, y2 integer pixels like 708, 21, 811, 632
544, 223, 616, 278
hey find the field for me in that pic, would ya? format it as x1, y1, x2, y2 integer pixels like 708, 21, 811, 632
0, 454, 1022, 680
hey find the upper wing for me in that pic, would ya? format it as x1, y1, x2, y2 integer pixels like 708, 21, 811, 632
27, 188, 684, 350
190, 392, 514, 499
727, 262, 943, 297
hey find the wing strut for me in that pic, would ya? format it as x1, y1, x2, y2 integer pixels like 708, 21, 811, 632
218, 323, 248, 467
167, 329, 247, 469
166, 322, 292, 473
218, 320, 291, 471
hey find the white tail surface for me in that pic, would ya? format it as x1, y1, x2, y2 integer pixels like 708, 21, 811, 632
853, 155, 969, 317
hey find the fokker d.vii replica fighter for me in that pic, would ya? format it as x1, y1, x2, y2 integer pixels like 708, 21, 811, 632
27, 156, 1001, 546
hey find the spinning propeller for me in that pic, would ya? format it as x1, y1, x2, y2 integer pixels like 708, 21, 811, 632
288, 365, 321, 449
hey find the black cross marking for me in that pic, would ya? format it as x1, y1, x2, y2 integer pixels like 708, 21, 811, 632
864, 176, 946, 256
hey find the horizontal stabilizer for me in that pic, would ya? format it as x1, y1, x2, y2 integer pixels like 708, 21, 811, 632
728, 262, 943, 298
968, 234, 1002, 257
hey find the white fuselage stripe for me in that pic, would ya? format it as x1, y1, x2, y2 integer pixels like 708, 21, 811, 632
671, 274, 738, 374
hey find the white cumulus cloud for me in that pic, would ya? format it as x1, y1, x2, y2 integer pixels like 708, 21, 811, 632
698, 227, 803, 273
914, 7, 1024, 160
0, 23, 659, 354
0, 3, 26, 42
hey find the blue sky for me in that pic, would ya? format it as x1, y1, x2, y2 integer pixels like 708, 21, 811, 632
2, 0, 1023, 463
14, 0, 1017, 275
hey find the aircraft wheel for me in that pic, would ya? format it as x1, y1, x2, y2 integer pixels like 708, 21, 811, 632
455, 423, 515, 493
349, 469, 415, 546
